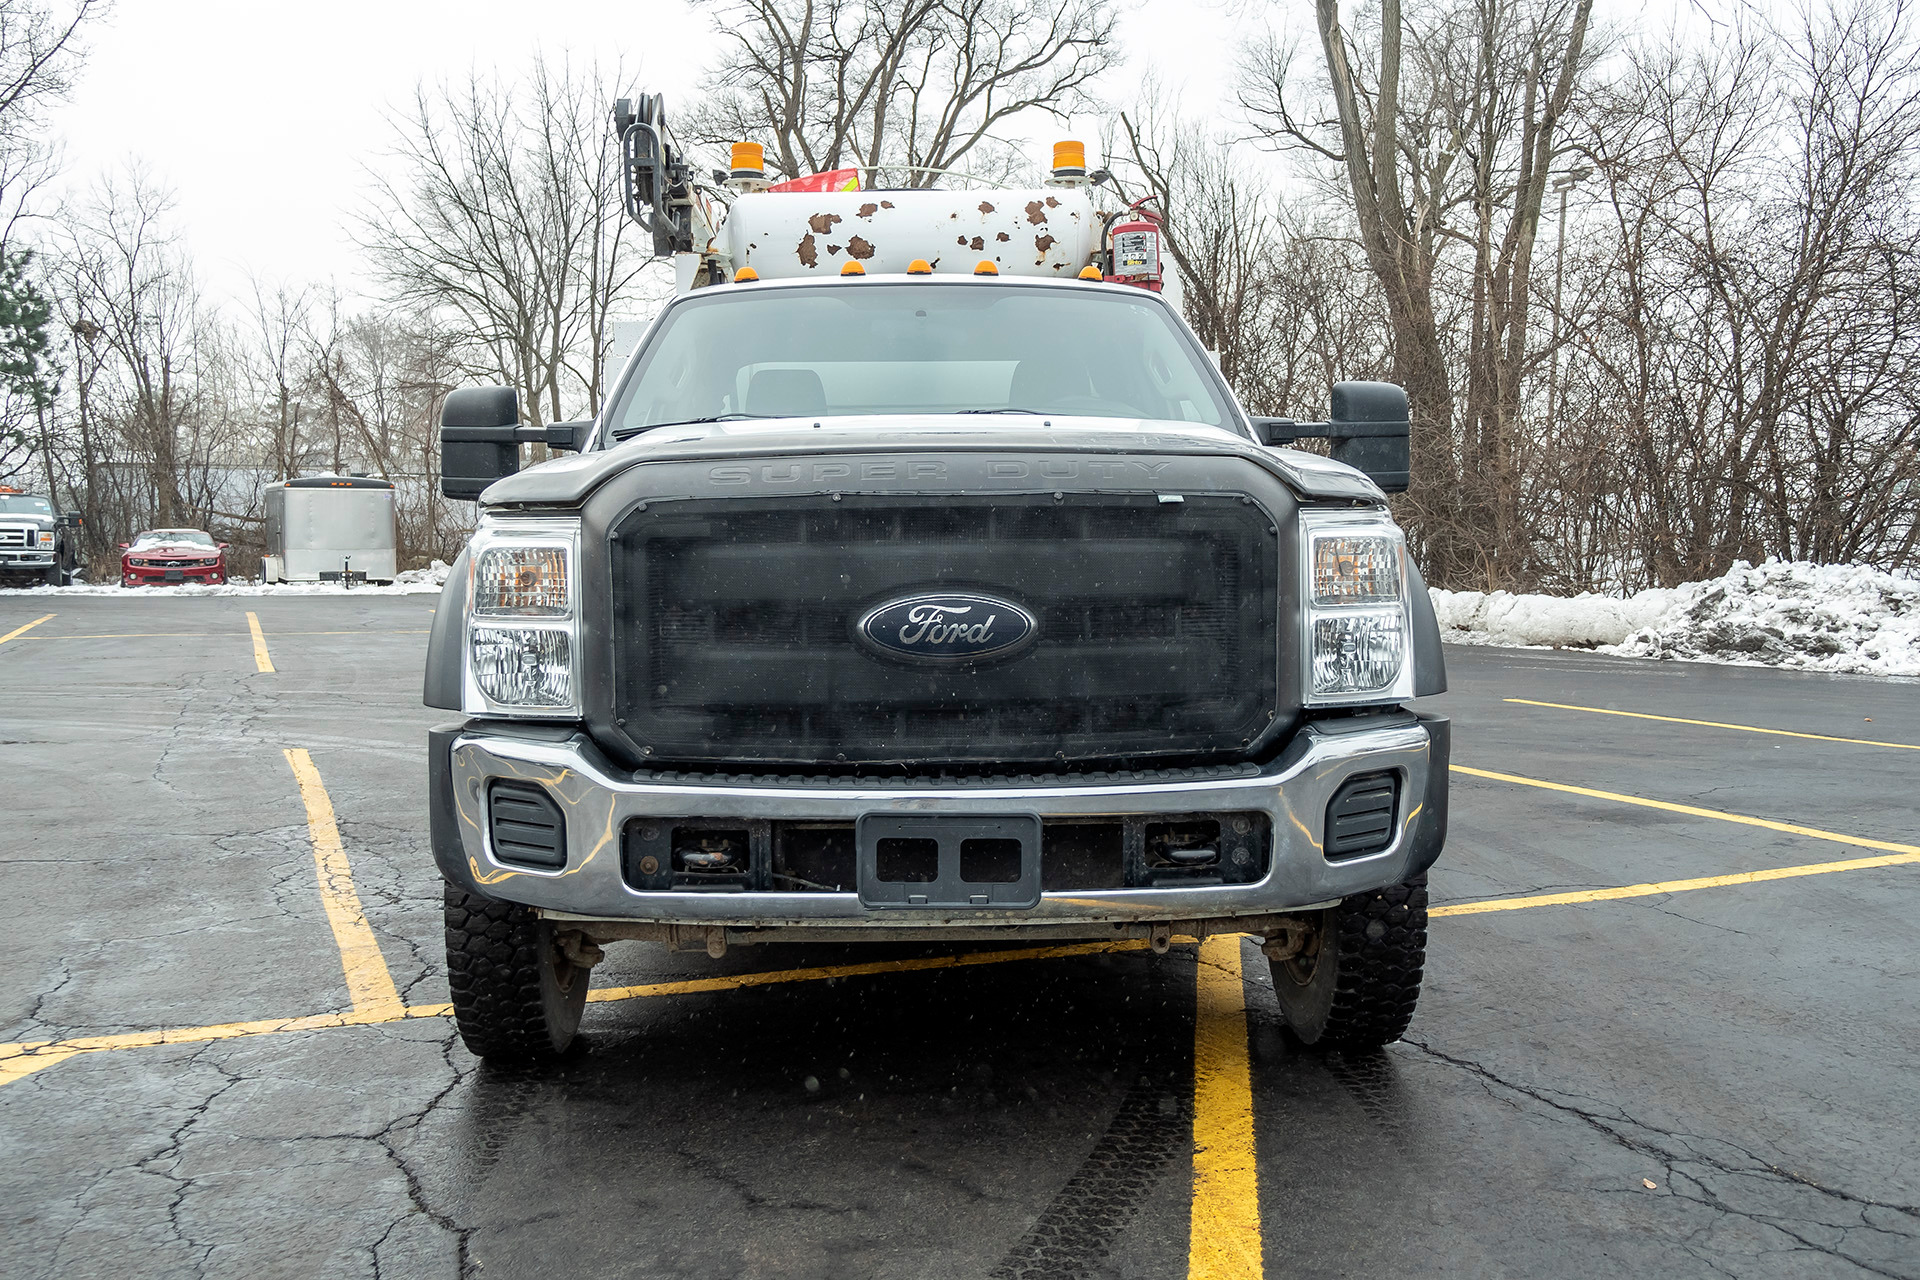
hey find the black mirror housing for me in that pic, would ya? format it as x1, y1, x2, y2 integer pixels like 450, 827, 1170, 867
1253, 381, 1412, 494
547, 419, 595, 454
61, 512, 82, 528
440, 386, 522, 500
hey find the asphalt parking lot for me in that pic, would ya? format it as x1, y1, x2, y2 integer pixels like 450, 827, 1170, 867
1, 594, 1916, 1280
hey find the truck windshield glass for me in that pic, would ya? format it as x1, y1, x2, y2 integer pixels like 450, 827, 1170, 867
0, 495, 52, 516
609, 283, 1234, 436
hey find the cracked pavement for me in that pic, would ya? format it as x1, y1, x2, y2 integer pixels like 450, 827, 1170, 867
1, 598, 1916, 1278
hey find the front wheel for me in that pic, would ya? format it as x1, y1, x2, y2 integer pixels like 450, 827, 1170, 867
444, 882, 590, 1060
1268, 874, 1427, 1051
42, 566, 62, 587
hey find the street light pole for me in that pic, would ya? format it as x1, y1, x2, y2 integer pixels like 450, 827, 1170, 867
1547, 165, 1592, 425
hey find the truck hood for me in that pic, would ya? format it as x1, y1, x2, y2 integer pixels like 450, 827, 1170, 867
480, 415, 1385, 508
0, 515, 53, 531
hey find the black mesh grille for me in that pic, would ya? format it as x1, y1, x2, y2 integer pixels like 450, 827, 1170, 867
1325, 771, 1399, 860
609, 492, 1279, 766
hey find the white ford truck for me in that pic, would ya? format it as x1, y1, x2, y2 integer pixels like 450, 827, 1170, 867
422, 100, 1449, 1062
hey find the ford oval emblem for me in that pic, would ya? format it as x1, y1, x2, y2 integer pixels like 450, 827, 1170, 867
855, 592, 1038, 665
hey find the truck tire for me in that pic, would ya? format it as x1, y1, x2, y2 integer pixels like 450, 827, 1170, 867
444, 882, 588, 1061
42, 566, 62, 587
1268, 873, 1427, 1051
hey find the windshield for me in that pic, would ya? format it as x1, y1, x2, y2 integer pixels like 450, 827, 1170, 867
0, 495, 52, 516
608, 283, 1238, 437
133, 529, 215, 549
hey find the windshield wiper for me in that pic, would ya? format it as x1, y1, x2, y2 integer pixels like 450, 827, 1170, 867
612, 413, 777, 439
954, 407, 1045, 414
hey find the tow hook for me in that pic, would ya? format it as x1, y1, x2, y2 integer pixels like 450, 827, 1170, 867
555, 929, 605, 971
1260, 918, 1318, 963
1149, 924, 1172, 955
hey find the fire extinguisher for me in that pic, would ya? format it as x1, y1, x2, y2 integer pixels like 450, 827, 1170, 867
1104, 198, 1164, 292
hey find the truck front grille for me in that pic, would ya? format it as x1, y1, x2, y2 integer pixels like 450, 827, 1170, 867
608, 492, 1280, 767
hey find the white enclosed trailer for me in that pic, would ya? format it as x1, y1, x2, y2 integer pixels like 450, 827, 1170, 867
261, 475, 398, 584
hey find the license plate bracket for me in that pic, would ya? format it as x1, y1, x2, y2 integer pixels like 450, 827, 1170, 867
856, 813, 1042, 909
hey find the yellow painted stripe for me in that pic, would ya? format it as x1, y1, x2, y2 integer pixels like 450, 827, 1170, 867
0, 612, 55, 644
283, 749, 403, 1017
586, 938, 1153, 1003
8, 630, 431, 639
246, 612, 274, 672
1454, 764, 1920, 856
0, 1049, 77, 1085
1190, 935, 1262, 1279
1505, 698, 1920, 751
0, 942, 1153, 1082
1435, 848, 1920, 917
0, 1007, 446, 1081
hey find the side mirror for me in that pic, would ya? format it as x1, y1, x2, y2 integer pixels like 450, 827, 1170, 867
1252, 381, 1412, 494
117, 541, 129, 549
218, 542, 230, 550
440, 386, 523, 500
61, 513, 83, 529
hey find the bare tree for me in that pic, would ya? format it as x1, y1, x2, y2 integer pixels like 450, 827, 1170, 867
359, 53, 645, 427
1242, 0, 1594, 588
686, 0, 1119, 186
1114, 86, 1388, 419
57, 167, 205, 529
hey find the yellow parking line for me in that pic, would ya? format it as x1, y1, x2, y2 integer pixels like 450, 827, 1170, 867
1436, 848, 1920, 917
0, 1049, 78, 1086
246, 612, 274, 672
0, 612, 54, 645
7, 630, 431, 640
0, 1007, 443, 1079
1454, 765, 1920, 856
1189, 934, 1262, 1279
0, 942, 1153, 1081
1505, 698, 1919, 750
283, 749, 404, 1017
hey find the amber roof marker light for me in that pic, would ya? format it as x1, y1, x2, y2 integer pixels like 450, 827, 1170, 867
974, 260, 999, 275
1078, 265, 1103, 280
907, 259, 934, 275
733, 266, 760, 283
841, 261, 866, 275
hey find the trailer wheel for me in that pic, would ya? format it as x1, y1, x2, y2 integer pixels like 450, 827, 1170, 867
1268, 873, 1427, 1051
444, 882, 588, 1061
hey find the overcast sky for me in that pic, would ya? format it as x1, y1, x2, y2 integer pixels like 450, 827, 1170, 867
46, 0, 1670, 311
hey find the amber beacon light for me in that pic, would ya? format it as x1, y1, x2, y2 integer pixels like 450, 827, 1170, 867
1051, 140, 1087, 179
730, 141, 765, 180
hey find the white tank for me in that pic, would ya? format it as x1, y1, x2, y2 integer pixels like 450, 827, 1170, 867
719, 187, 1100, 281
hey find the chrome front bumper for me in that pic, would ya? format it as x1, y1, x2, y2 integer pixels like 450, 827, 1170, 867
433, 714, 1447, 936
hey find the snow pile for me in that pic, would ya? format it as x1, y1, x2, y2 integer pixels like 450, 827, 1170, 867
1, 560, 453, 598
1608, 561, 1920, 677
1431, 560, 1920, 676
1429, 585, 1680, 648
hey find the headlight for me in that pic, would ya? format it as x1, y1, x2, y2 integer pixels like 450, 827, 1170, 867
37, 531, 53, 546
463, 517, 581, 717
1300, 508, 1414, 705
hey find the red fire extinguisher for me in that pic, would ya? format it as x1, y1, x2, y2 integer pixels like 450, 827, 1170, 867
1104, 198, 1164, 292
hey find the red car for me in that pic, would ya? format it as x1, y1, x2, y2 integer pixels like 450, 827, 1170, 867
120, 528, 229, 586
